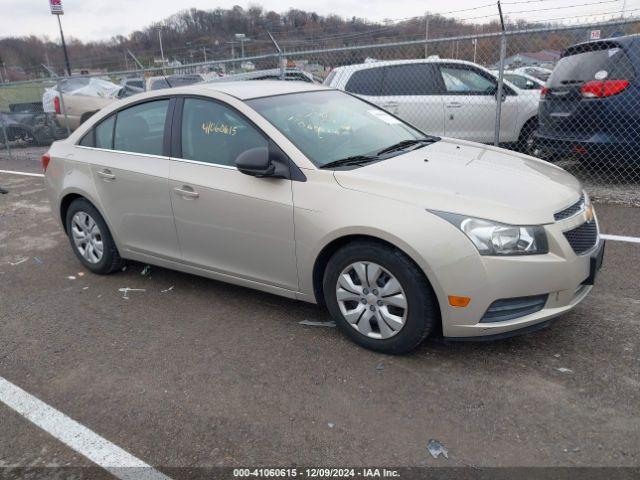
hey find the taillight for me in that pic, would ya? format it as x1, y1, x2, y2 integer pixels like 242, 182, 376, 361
540, 86, 549, 98
53, 96, 61, 114
581, 79, 630, 98
41, 153, 51, 172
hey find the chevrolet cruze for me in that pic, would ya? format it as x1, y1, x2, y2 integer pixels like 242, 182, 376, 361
43, 81, 604, 354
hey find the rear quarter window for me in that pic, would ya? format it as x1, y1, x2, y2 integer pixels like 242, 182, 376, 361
323, 70, 337, 86
345, 67, 384, 96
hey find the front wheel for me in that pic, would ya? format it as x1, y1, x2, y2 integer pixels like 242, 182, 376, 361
323, 241, 439, 354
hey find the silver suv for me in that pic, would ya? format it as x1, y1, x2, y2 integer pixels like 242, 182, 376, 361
324, 59, 540, 149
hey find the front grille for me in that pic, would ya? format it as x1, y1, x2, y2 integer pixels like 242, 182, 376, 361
480, 294, 549, 323
554, 194, 585, 221
563, 220, 599, 255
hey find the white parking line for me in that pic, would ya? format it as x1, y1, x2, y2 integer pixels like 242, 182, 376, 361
0, 376, 171, 480
601, 234, 640, 244
0, 169, 44, 178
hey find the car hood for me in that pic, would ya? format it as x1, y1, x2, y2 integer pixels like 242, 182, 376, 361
333, 138, 582, 225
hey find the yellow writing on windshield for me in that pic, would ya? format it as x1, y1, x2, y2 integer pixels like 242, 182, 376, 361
202, 121, 238, 136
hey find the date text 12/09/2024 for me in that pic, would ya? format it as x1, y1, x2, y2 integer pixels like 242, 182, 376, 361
233, 468, 401, 478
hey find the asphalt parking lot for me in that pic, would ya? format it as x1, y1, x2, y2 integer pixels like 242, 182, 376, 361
1, 147, 639, 477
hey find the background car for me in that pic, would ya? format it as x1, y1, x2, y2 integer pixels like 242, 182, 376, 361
511, 66, 553, 82
492, 70, 546, 90
536, 34, 640, 163
209, 68, 318, 83
120, 77, 145, 90
145, 73, 204, 91
324, 59, 540, 151
42, 77, 121, 131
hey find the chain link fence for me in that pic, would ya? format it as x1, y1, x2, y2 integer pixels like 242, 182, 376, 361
2, 18, 640, 203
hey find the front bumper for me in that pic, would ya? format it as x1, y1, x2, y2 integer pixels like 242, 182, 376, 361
438, 209, 603, 339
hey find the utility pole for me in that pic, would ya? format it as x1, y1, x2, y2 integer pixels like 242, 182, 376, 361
424, 13, 430, 58
158, 28, 166, 74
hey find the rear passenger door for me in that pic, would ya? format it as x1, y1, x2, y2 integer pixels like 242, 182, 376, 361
78, 98, 182, 260
379, 63, 445, 135
344, 64, 445, 135
168, 97, 298, 290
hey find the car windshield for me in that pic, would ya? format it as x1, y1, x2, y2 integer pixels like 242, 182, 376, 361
246, 90, 434, 167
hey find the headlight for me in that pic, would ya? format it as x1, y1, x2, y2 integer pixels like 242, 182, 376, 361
432, 211, 549, 256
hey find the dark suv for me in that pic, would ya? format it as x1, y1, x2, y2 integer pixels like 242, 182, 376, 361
535, 34, 640, 163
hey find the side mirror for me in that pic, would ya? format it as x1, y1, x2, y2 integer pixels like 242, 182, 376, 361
235, 147, 275, 177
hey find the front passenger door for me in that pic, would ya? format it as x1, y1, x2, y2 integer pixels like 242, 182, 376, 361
438, 64, 519, 143
169, 97, 298, 290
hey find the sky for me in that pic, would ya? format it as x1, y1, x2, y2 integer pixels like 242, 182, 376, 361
1, 0, 638, 42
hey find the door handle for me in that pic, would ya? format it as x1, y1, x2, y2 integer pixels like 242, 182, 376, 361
382, 101, 399, 112
97, 169, 115, 181
173, 186, 199, 199
446, 102, 463, 108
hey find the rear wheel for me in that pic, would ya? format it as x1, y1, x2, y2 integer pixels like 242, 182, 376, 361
65, 198, 123, 274
517, 119, 540, 157
323, 241, 439, 354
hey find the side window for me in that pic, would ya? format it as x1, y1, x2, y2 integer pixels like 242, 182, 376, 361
114, 100, 169, 155
78, 130, 94, 147
95, 115, 115, 149
504, 74, 527, 89
180, 98, 268, 167
440, 66, 496, 94
382, 64, 442, 95
344, 68, 384, 96
323, 70, 337, 86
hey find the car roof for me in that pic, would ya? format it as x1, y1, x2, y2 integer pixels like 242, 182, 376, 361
331, 58, 481, 73
565, 33, 640, 55
177, 80, 330, 100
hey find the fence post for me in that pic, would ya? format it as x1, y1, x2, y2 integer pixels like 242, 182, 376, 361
58, 78, 71, 137
494, 34, 507, 146
493, 1, 507, 147
1, 120, 12, 160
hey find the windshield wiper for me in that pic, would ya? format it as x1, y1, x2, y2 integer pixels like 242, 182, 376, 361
376, 138, 436, 156
320, 155, 379, 169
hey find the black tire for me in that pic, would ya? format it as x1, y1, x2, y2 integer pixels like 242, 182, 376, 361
517, 118, 539, 157
323, 240, 439, 354
65, 198, 123, 274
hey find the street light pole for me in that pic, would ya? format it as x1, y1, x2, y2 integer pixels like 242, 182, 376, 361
57, 14, 71, 75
